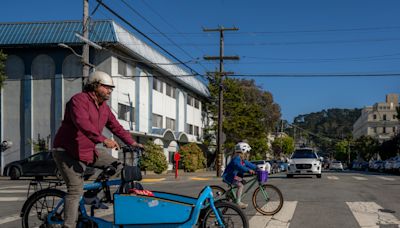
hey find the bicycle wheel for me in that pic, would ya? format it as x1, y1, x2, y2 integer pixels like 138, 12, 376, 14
252, 184, 283, 215
201, 201, 248, 228
22, 188, 66, 228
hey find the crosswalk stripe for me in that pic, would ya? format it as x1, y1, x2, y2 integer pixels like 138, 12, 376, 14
249, 201, 297, 228
327, 176, 339, 180
0, 185, 28, 190
352, 176, 368, 181
375, 176, 395, 181
0, 213, 21, 225
0, 197, 26, 201
0, 190, 27, 193
347, 202, 400, 227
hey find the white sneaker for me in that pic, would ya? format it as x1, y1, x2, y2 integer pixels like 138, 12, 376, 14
237, 202, 248, 209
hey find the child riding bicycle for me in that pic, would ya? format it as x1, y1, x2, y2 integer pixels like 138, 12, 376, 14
222, 142, 257, 209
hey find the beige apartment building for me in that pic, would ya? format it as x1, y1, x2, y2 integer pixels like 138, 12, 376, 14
353, 94, 399, 142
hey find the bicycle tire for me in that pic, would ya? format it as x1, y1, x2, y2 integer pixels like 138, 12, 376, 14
201, 201, 248, 228
21, 188, 66, 228
252, 184, 283, 215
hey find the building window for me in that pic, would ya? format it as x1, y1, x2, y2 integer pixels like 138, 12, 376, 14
394, 115, 397, 120
186, 124, 193, 134
383, 127, 386, 134
393, 126, 396, 133
373, 127, 377, 133
194, 126, 199, 136
383, 114, 387, 121
118, 103, 134, 122
118, 59, 126, 76
166, 117, 176, 131
373, 114, 377, 120
187, 95, 194, 106
153, 78, 163, 93
194, 99, 200, 109
152, 114, 163, 128
166, 83, 176, 98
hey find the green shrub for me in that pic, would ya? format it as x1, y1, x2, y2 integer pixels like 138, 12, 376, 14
141, 141, 168, 174
179, 143, 206, 172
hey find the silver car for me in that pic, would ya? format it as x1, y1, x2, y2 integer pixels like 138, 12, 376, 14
330, 161, 344, 171
287, 148, 322, 178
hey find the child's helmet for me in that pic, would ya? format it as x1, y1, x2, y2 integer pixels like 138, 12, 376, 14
234, 142, 251, 153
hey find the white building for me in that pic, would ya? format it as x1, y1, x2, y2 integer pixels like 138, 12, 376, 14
0, 20, 210, 173
353, 94, 399, 142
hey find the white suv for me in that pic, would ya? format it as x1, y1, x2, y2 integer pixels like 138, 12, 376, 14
287, 148, 322, 178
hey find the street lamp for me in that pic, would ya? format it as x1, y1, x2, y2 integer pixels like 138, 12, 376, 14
57, 43, 96, 69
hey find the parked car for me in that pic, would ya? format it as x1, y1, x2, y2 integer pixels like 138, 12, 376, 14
390, 156, 400, 173
351, 161, 369, 171
329, 161, 344, 171
278, 161, 288, 172
3, 151, 95, 180
384, 157, 396, 172
287, 148, 322, 178
369, 160, 384, 172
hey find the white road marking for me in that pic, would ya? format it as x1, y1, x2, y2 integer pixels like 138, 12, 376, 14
0, 185, 28, 190
0, 190, 27, 193
375, 176, 395, 181
327, 176, 339, 180
0, 213, 21, 225
352, 176, 368, 181
0, 197, 26, 201
347, 202, 400, 227
249, 201, 297, 228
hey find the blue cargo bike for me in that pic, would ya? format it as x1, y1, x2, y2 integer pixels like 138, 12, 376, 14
20, 146, 248, 227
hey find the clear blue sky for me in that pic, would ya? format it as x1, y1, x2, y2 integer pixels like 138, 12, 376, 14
1, 0, 399, 122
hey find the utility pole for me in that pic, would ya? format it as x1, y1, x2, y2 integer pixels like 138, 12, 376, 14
82, 0, 90, 89
203, 26, 239, 177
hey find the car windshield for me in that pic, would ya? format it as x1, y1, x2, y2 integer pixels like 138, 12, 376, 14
291, 150, 317, 159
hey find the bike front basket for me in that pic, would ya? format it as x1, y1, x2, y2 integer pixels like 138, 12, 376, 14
257, 170, 268, 183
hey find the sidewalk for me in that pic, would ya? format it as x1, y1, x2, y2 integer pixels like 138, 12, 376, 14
141, 170, 220, 182
0, 170, 222, 182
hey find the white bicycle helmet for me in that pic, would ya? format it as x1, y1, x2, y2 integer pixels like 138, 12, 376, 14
87, 71, 115, 87
234, 142, 251, 153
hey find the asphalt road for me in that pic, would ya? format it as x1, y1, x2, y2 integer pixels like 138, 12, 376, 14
0, 170, 399, 228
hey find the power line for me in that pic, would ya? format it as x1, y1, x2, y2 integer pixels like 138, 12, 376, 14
144, 25, 400, 36
229, 73, 400, 78
119, 0, 201, 67
5, 72, 400, 81
138, 0, 211, 73
94, 0, 202, 77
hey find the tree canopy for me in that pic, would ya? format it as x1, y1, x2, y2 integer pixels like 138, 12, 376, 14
205, 78, 281, 160
291, 108, 361, 154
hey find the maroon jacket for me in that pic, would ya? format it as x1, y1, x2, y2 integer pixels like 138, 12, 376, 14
53, 92, 134, 164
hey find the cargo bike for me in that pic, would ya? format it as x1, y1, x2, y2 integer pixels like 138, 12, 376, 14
20, 146, 248, 227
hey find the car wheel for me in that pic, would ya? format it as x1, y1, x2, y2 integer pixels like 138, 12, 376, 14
9, 167, 21, 180
317, 174, 322, 178
55, 168, 63, 181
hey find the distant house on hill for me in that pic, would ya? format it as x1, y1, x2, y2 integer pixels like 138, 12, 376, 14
353, 93, 399, 143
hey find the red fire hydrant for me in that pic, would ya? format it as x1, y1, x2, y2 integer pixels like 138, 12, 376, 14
174, 152, 181, 179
